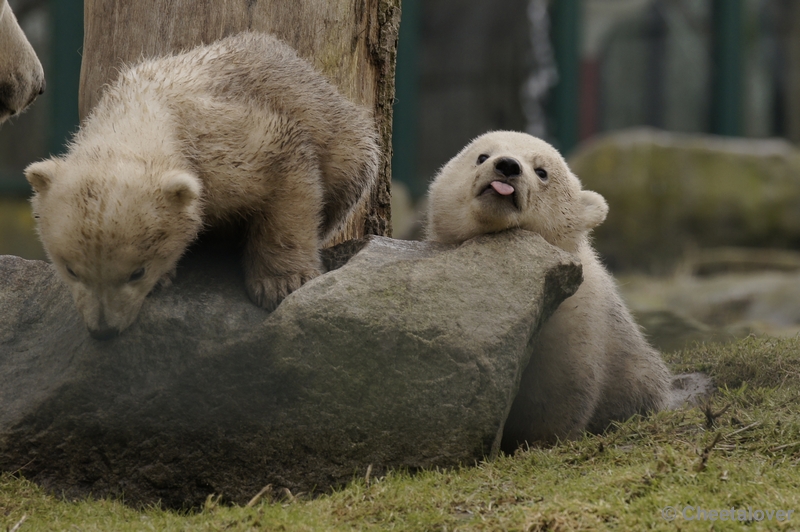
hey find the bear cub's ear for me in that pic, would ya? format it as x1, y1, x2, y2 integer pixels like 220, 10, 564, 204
578, 190, 609, 230
162, 171, 201, 208
25, 159, 62, 193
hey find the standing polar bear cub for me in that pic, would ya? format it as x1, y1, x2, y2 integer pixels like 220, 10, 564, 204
26, 32, 379, 339
426, 131, 672, 448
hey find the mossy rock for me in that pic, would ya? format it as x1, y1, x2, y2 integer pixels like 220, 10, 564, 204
0, 230, 581, 508
569, 128, 800, 272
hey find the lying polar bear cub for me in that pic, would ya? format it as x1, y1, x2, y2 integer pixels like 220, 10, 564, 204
426, 131, 672, 448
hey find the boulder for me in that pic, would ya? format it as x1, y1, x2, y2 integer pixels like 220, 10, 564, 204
632, 309, 738, 354
569, 128, 800, 272
0, 229, 581, 508
620, 269, 800, 342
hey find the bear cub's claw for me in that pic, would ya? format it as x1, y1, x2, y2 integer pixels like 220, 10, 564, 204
156, 268, 178, 289
246, 268, 322, 311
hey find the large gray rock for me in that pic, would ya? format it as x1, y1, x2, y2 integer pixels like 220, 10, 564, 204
0, 230, 581, 508
620, 269, 800, 344
569, 128, 800, 272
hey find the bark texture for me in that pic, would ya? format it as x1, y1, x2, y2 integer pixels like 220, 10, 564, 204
79, 0, 399, 239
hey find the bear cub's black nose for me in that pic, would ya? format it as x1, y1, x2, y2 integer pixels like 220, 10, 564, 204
495, 157, 521, 178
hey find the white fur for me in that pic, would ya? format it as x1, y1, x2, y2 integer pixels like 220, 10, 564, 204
426, 131, 672, 447
0, 0, 44, 123
26, 32, 379, 339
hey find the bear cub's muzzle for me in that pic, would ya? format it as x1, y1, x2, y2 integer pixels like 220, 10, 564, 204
478, 156, 521, 210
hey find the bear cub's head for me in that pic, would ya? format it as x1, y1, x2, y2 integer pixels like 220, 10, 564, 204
25, 156, 203, 339
426, 131, 608, 251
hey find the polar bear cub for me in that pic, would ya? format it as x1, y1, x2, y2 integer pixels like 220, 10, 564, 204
25, 32, 379, 339
426, 131, 672, 448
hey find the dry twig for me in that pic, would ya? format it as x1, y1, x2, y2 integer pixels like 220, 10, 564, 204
9, 514, 27, 532
695, 432, 722, 472
702, 402, 731, 429
245, 485, 272, 508
365, 464, 373, 487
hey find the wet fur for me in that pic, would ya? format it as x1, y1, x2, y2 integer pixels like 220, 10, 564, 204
25, 32, 379, 338
426, 131, 672, 448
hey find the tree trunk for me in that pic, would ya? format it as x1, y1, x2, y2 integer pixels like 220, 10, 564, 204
79, 0, 399, 239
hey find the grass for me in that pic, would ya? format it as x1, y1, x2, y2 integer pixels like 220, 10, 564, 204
2, 336, 799, 531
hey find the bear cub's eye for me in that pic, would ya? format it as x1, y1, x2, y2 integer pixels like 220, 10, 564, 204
477, 154, 489, 164
128, 268, 146, 282
65, 265, 78, 279
535, 168, 548, 181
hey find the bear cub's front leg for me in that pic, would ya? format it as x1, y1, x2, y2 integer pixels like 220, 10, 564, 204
242, 206, 324, 312
245, 264, 322, 312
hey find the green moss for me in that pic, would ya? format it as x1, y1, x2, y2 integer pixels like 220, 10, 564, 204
3, 336, 800, 531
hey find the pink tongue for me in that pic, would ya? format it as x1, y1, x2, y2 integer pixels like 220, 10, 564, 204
490, 181, 515, 196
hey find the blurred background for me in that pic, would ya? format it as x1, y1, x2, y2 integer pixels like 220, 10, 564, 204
390, 0, 800, 349
0, 0, 80, 258
390, 0, 800, 234
3, 0, 800, 348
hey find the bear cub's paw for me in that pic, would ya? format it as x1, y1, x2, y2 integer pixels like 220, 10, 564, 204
156, 268, 178, 290
246, 268, 322, 311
